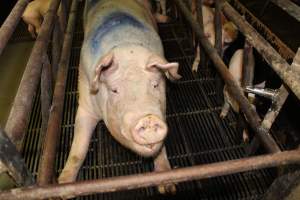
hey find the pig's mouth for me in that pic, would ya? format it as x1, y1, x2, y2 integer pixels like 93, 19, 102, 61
133, 141, 164, 157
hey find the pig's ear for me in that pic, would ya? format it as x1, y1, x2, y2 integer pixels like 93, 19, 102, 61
146, 55, 182, 81
90, 52, 114, 94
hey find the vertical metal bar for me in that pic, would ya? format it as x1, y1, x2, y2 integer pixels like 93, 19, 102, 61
37, 0, 78, 185
40, 54, 53, 157
173, 0, 280, 153
214, 0, 224, 100
0, 128, 34, 187
0, 0, 30, 56
246, 48, 300, 155
241, 41, 254, 88
222, 2, 300, 101
4, 0, 62, 149
52, 19, 63, 81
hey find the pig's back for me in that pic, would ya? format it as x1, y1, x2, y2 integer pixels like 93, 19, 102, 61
82, 0, 163, 70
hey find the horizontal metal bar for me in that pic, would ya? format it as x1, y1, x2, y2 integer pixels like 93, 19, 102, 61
0, 149, 300, 200
0, 0, 30, 56
223, 2, 300, 101
173, 0, 280, 153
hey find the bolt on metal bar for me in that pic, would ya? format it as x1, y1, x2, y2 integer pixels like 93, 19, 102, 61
0, 128, 34, 187
4, 0, 62, 149
1, 149, 300, 200
0, 0, 30, 56
37, 0, 79, 186
223, 2, 300, 101
173, 0, 280, 153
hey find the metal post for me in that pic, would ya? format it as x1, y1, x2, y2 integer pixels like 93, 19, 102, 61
241, 41, 254, 88
222, 2, 300, 101
0, 128, 34, 187
0, 0, 30, 56
37, 0, 79, 185
173, 0, 280, 153
1, 149, 300, 200
4, 0, 62, 149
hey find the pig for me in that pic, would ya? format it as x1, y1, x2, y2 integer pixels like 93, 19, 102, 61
22, 0, 63, 38
191, 1, 238, 72
58, 0, 181, 195
220, 48, 255, 142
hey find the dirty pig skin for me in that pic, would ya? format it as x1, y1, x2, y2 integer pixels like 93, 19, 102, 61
58, 0, 181, 195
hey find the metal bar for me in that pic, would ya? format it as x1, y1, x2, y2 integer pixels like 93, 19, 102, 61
4, 0, 62, 149
230, 0, 295, 61
1, 149, 300, 200
0, 0, 30, 56
241, 41, 254, 88
223, 2, 300, 101
270, 0, 300, 22
40, 55, 53, 147
0, 128, 34, 187
245, 87, 278, 101
214, 0, 224, 100
173, 0, 280, 153
37, 0, 78, 185
246, 49, 300, 155
51, 19, 63, 81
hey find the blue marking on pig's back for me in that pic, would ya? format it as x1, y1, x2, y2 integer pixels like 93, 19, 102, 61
89, 12, 147, 55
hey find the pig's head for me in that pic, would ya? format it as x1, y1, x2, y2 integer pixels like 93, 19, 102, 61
222, 21, 238, 48
90, 46, 181, 157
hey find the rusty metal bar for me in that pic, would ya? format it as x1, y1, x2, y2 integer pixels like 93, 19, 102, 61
0, 0, 30, 56
241, 41, 254, 88
4, 0, 62, 149
1, 149, 300, 200
230, 0, 295, 61
51, 19, 63, 81
246, 49, 300, 155
270, 0, 300, 22
214, 0, 222, 55
173, 0, 280, 153
223, 3, 300, 101
40, 55, 53, 147
0, 128, 34, 187
37, 0, 78, 185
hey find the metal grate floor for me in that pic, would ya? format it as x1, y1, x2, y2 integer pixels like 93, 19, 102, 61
20, 3, 275, 200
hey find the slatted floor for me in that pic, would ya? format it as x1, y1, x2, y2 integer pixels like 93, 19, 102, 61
19, 2, 276, 200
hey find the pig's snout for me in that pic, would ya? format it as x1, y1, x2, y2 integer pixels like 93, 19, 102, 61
132, 115, 167, 146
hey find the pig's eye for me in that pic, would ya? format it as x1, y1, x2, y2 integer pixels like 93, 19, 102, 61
111, 88, 119, 94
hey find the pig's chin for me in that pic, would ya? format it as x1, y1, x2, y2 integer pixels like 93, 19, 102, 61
131, 141, 164, 157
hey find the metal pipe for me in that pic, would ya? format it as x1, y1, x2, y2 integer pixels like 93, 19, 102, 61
0, 128, 34, 187
4, 0, 62, 149
173, 0, 280, 153
246, 48, 299, 155
241, 41, 254, 88
230, 0, 295, 61
222, 2, 300, 101
0, 0, 30, 56
245, 87, 278, 101
37, 0, 79, 185
1, 149, 300, 200
270, 0, 300, 22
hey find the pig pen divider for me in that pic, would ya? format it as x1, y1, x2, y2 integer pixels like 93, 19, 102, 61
1, 0, 300, 199
0, 0, 66, 189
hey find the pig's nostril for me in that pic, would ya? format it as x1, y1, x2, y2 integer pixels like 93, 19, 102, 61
132, 115, 167, 145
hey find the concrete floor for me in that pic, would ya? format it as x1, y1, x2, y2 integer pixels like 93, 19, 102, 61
0, 41, 34, 127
